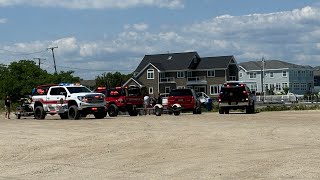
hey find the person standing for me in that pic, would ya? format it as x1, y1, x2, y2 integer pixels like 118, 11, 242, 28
143, 94, 150, 115
5, 95, 11, 119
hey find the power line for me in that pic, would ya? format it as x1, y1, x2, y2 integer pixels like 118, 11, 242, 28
47, 46, 58, 74
0, 48, 47, 55
33, 58, 46, 68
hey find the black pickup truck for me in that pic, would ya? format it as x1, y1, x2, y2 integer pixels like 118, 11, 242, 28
218, 82, 256, 114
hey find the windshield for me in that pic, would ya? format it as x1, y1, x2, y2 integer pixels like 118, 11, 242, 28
67, 86, 92, 94
127, 87, 141, 96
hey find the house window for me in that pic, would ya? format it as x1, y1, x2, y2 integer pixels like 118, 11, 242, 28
282, 71, 287, 77
210, 84, 222, 95
270, 72, 274, 78
149, 87, 153, 94
160, 72, 165, 78
193, 57, 197, 63
147, 69, 154, 79
249, 72, 256, 79
276, 83, 281, 91
249, 84, 257, 92
187, 71, 192, 77
239, 72, 243, 78
207, 70, 215, 77
165, 87, 171, 94
177, 71, 185, 78
294, 83, 299, 90
282, 83, 288, 90
301, 83, 307, 91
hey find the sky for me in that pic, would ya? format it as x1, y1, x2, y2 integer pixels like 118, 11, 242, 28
1, 0, 320, 79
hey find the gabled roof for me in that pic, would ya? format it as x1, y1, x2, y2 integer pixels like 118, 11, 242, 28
239, 60, 313, 71
122, 77, 143, 88
198, 56, 235, 69
134, 51, 199, 73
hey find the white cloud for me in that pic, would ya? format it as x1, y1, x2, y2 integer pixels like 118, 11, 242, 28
2, 6, 320, 79
0, 0, 184, 9
0, 18, 7, 23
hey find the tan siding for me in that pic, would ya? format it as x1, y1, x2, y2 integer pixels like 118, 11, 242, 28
136, 66, 159, 98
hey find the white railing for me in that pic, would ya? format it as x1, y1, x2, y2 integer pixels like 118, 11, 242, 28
160, 77, 175, 83
187, 76, 206, 82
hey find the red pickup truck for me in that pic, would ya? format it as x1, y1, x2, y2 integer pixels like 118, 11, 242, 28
95, 86, 144, 117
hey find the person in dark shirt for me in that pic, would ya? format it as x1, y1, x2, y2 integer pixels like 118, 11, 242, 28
5, 95, 11, 119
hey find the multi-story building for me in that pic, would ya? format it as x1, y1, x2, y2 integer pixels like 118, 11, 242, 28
123, 51, 239, 97
239, 60, 314, 95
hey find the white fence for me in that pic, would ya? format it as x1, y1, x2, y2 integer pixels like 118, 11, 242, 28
256, 95, 304, 103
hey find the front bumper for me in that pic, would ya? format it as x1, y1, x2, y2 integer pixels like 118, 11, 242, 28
78, 102, 106, 110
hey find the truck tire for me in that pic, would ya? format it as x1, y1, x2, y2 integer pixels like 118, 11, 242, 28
128, 109, 138, 116
34, 106, 46, 120
108, 104, 118, 117
155, 106, 163, 116
173, 111, 180, 116
94, 111, 107, 119
68, 105, 80, 120
59, 113, 68, 119
219, 108, 224, 114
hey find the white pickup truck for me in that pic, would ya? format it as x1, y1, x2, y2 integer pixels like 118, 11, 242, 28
31, 83, 107, 120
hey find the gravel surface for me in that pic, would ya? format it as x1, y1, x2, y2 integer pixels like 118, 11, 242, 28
1, 111, 320, 180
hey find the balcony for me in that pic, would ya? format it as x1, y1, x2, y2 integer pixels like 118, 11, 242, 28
187, 76, 207, 85
160, 77, 176, 83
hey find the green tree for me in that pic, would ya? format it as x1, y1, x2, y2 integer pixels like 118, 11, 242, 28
0, 60, 79, 101
95, 72, 132, 88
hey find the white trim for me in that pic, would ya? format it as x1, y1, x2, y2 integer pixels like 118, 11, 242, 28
147, 69, 154, 79
176, 71, 185, 78
122, 77, 143, 88
135, 63, 160, 78
149, 87, 154, 94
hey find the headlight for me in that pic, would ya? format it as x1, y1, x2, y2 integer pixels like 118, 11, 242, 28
77, 96, 85, 101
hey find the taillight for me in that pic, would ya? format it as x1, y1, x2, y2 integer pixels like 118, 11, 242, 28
243, 91, 247, 94
218, 94, 221, 102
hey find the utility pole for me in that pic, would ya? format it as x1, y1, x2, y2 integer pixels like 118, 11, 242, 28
33, 58, 46, 68
47, 46, 58, 74
261, 56, 265, 102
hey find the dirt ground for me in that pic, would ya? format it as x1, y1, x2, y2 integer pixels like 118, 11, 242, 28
1, 110, 320, 180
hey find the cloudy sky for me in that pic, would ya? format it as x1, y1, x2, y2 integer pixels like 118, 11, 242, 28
1, 0, 320, 79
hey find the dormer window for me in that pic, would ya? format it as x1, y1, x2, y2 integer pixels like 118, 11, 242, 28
193, 57, 197, 63
167, 56, 172, 60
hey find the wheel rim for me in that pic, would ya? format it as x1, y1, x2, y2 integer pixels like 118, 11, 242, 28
35, 108, 41, 118
69, 108, 75, 118
109, 107, 115, 116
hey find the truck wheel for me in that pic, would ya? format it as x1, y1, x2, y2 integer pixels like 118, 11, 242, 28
17, 114, 21, 119
108, 104, 118, 117
34, 106, 46, 120
224, 108, 229, 114
219, 108, 224, 114
94, 111, 107, 119
68, 105, 80, 120
246, 106, 251, 114
197, 107, 202, 114
173, 111, 180, 116
59, 113, 68, 119
155, 106, 163, 116
128, 109, 138, 116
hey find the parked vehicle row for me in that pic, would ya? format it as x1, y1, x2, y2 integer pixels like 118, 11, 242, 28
15, 81, 256, 119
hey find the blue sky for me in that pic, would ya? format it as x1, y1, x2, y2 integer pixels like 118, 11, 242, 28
1, 0, 320, 79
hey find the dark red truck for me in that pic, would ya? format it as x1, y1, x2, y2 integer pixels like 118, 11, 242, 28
95, 86, 144, 117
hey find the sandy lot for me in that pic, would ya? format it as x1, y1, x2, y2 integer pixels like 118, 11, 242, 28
1, 110, 320, 180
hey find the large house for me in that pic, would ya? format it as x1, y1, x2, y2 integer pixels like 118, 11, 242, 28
239, 60, 314, 95
123, 51, 239, 97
